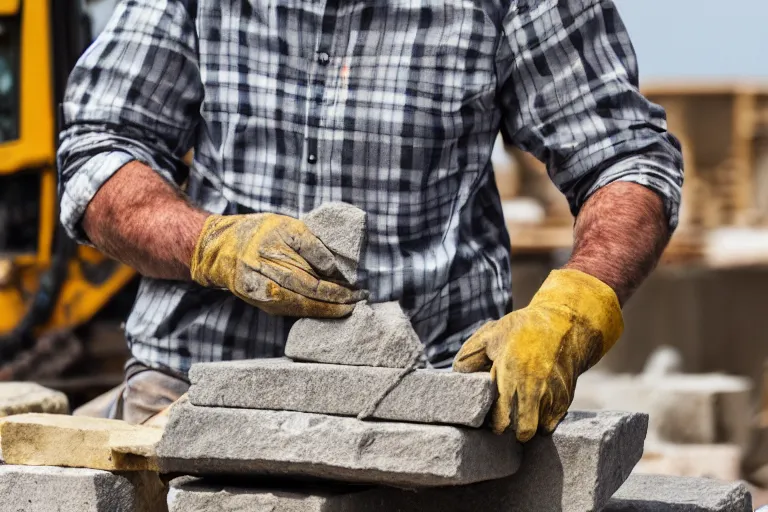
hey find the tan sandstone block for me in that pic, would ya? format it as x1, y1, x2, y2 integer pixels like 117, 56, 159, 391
0, 414, 162, 471
0, 382, 68, 417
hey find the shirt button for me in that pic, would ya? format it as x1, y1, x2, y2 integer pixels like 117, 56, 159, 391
317, 52, 330, 66
307, 154, 317, 164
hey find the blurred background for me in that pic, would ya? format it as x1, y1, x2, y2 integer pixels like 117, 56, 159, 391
1, 0, 768, 504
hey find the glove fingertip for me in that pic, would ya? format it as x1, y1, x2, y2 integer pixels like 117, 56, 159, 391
489, 400, 512, 435
452, 354, 490, 373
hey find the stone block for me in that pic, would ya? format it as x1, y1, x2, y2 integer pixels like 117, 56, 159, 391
635, 442, 742, 481
0, 465, 167, 512
285, 302, 423, 368
603, 474, 752, 512
302, 202, 366, 284
571, 373, 751, 445
166, 411, 646, 512
168, 478, 386, 512
188, 358, 493, 427
0, 382, 68, 417
1, 413, 162, 471
157, 402, 521, 487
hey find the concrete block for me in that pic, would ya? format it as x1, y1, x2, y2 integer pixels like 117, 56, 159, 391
166, 411, 646, 512
302, 202, 366, 284
285, 302, 423, 368
571, 373, 751, 445
0, 382, 68, 417
635, 442, 742, 481
0, 465, 167, 512
603, 474, 752, 512
188, 358, 493, 427
157, 402, 521, 487
1, 414, 162, 471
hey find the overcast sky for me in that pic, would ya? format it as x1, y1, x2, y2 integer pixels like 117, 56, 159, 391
614, 0, 768, 80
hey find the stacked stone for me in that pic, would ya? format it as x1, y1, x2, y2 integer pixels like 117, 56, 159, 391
156, 203, 753, 511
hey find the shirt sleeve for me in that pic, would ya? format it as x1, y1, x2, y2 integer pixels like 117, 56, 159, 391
496, 0, 683, 229
57, 0, 203, 243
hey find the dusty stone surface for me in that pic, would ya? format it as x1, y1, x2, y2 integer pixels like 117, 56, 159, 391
0, 465, 168, 512
477, 410, 648, 512
1, 414, 162, 471
571, 373, 751, 445
285, 301, 424, 368
0, 382, 68, 417
635, 442, 742, 481
603, 474, 752, 512
166, 411, 645, 512
188, 359, 493, 427
157, 402, 521, 487
168, 478, 386, 512
302, 202, 366, 284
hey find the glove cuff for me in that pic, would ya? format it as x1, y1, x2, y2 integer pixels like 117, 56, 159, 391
530, 269, 624, 356
190, 214, 228, 287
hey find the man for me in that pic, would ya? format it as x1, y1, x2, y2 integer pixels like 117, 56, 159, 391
58, 0, 682, 441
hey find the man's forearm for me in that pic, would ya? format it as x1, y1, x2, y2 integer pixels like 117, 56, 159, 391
564, 181, 670, 305
83, 161, 209, 280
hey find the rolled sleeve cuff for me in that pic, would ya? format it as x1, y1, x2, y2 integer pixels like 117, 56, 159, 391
584, 155, 683, 231
60, 151, 137, 244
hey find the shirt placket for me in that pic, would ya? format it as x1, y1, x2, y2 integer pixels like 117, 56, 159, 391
301, 0, 339, 212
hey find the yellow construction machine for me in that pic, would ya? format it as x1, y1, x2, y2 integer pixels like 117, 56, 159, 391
0, 0, 135, 391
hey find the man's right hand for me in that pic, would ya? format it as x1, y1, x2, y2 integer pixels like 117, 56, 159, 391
190, 213, 365, 317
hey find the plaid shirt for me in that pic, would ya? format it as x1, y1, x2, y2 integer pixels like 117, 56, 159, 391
58, 0, 683, 375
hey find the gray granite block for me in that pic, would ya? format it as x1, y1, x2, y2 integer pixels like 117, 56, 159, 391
0, 382, 69, 417
166, 411, 647, 512
285, 301, 424, 368
602, 474, 752, 512
188, 358, 493, 427
0, 465, 167, 512
168, 478, 386, 512
157, 402, 521, 487
302, 202, 366, 284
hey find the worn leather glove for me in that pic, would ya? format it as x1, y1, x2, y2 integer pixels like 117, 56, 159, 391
190, 213, 366, 317
453, 269, 623, 441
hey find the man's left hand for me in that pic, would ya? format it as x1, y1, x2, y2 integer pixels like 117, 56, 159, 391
453, 269, 623, 442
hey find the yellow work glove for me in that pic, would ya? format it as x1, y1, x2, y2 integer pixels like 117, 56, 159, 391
190, 213, 366, 317
453, 269, 623, 442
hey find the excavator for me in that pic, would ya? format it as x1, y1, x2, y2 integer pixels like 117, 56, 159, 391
0, 0, 135, 399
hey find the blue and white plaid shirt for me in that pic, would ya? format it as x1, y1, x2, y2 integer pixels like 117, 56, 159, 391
58, 0, 683, 375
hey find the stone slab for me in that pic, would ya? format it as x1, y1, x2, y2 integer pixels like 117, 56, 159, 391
571, 373, 751, 445
188, 359, 493, 427
157, 402, 521, 487
0, 382, 68, 417
285, 301, 423, 368
635, 442, 742, 481
166, 411, 646, 512
1, 413, 162, 471
602, 474, 752, 512
302, 202, 366, 285
0, 465, 167, 512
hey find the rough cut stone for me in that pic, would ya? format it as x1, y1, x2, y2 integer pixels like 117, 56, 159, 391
1, 414, 162, 471
157, 402, 521, 487
285, 301, 424, 368
0, 382, 68, 417
188, 358, 493, 427
168, 478, 388, 512
571, 372, 751, 445
0, 465, 167, 512
603, 474, 752, 512
167, 411, 646, 512
302, 202, 366, 284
